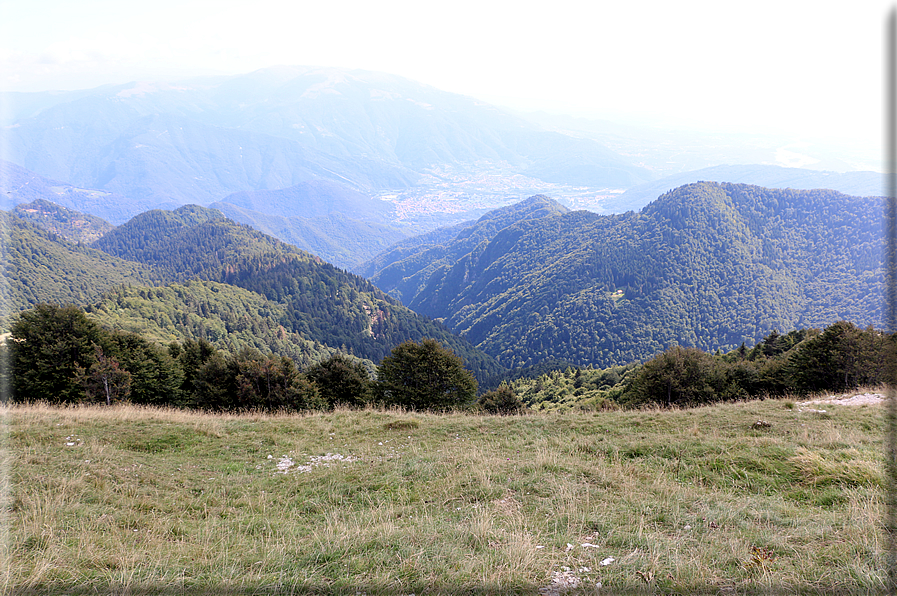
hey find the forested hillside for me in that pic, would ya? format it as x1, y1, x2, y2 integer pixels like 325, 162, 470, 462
88, 205, 502, 377
2, 202, 503, 383
12, 199, 113, 243
360, 195, 569, 302
367, 182, 883, 368
0, 211, 160, 314
86, 281, 347, 371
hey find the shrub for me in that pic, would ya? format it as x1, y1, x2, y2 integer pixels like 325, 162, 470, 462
478, 385, 524, 415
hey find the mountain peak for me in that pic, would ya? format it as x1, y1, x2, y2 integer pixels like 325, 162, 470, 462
13, 199, 113, 244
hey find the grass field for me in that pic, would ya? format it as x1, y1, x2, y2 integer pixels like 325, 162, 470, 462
1, 394, 888, 594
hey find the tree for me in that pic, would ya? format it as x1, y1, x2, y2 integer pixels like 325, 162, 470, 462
174, 338, 219, 402
9, 304, 112, 403
109, 330, 183, 406
305, 353, 372, 408
375, 339, 478, 410
76, 345, 131, 405
621, 346, 721, 407
478, 384, 524, 415
787, 321, 885, 394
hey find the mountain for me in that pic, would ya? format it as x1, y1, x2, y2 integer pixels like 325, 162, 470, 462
0, 211, 160, 314
207, 179, 412, 269
12, 199, 114, 243
216, 179, 396, 221
359, 195, 571, 303
91, 204, 503, 378
3, 67, 653, 218
208, 202, 409, 271
86, 280, 346, 371
2, 201, 504, 381
0, 159, 156, 223
366, 183, 882, 368
603, 165, 882, 213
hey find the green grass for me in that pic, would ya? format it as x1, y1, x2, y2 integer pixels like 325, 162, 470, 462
2, 397, 888, 594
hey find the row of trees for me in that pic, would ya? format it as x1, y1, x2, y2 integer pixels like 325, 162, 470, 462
620, 321, 894, 408
6, 304, 480, 412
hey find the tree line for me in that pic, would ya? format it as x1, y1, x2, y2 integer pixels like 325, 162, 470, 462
5, 304, 480, 412
509, 321, 894, 411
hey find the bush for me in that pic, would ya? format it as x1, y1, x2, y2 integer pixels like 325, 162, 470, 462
305, 353, 373, 408
478, 385, 524, 415
621, 346, 724, 408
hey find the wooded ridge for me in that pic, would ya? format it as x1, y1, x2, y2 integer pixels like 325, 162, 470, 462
367, 182, 882, 369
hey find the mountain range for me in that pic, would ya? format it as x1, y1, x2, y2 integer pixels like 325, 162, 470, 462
1, 67, 883, 272
0, 66, 885, 380
1, 202, 503, 382
1, 66, 652, 216
364, 183, 882, 368
4, 179, 883, 376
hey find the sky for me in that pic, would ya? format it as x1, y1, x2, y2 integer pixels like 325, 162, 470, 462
0, 0, 891, 168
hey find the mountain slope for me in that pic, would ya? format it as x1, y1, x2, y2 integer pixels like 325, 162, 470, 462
208, 202, 409, 271
2, 200, 503, 380
361, 195, 570, 303
0, 211, 160, 315
208, 179, 411, 268
86, 280, 346, 371
367, 183, 882, 368
89, 205, 504, 379
12, 199, 114, 243
0, 159, 151, 223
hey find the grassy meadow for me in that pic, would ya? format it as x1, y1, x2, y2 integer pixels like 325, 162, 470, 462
1, 395, 888, 594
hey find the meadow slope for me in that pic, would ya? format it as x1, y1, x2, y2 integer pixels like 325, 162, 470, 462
3, 396, 886, 594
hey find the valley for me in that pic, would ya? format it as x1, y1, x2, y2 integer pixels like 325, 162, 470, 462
377, 161, 625, 221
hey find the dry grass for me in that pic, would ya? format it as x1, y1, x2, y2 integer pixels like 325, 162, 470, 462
1, 397, 888, 594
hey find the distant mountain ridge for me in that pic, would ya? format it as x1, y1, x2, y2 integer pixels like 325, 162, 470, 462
208, 179, 412, 269
366, 183, 882, 368
0, 160, 159, 223
604, 165, 882, 213
3, 66, 653, 216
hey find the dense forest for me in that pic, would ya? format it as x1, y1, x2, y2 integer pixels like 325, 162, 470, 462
367, 183, 883, 368
5, 305, 888, 415
0, 211, 160, 314
1, 202, 504, 383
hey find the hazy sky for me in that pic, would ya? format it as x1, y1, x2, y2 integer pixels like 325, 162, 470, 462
0, 0, 890, 162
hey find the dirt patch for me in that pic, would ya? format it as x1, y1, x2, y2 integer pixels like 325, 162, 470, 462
799, 391, 885, 410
